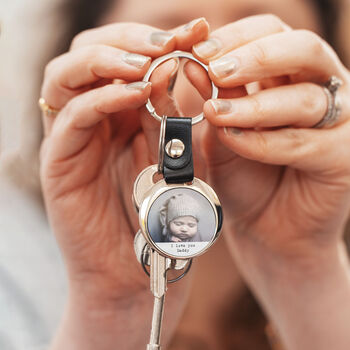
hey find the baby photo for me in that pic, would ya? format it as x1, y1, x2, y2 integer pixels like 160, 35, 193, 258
146, 187, 217, 247
159, 193, 202, 243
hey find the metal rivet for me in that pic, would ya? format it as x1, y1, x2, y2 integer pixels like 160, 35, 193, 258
165, 139, 185, 158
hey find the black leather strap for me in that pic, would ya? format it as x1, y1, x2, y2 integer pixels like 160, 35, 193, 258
163, 117, 193, 184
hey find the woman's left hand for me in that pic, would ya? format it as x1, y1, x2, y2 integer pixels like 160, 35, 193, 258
187, 14, 350, 269
186, 14, 350, 349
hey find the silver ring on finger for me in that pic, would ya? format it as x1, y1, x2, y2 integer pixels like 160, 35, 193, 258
312, 75, 343, 128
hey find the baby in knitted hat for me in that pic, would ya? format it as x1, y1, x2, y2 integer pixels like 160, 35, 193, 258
159, 193, 202, 242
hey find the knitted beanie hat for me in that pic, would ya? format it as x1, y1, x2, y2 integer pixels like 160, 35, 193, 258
159, 193, 200, 227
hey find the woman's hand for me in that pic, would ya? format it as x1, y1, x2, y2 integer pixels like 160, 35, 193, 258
187, 14, 350, 350
39, 19, 209, 350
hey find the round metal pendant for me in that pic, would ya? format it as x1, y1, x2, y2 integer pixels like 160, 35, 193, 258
135, 165, 223, 259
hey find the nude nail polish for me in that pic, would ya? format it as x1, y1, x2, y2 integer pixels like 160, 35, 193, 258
210, 100, 232, 114
123, 53, 151, 68
126, 81, 151, 91
210, 56, 239, 78
224, 127, 242, 136
183, 17, 205, 31
150, 32, 175, 47
193, 38, 222, 59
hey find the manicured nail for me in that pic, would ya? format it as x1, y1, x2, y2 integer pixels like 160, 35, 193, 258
183, 17, 205, 31
123, 53, 151, 68
210, 56, 239, 78
224, 127, 242, 136
126, 81, 151, 91
150, 31, 175, 47
167, 58, 180, 94
210, 100, 232, 114
167, 71, 178, 94
193, 38, 222, 59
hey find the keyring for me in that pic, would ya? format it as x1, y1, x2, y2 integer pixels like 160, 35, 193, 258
140, 243, 193, 283
143, 50, 219, 125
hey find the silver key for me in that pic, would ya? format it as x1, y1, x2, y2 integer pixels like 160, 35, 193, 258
147, 249, 169, 349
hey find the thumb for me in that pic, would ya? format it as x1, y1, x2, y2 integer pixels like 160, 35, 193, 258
140, 58, 180, 164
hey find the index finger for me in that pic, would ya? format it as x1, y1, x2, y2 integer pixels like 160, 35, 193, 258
71, 18, 210, 56
192, 14, 291, 63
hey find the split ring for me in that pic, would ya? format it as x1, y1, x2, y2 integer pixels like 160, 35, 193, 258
143, 50, 219, 125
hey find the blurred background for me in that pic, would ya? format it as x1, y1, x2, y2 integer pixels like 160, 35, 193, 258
1, 0, 350, 349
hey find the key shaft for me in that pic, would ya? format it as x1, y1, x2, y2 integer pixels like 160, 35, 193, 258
147, 295, 165, 349
147, 250, 168, 349
150, 248, 168, 297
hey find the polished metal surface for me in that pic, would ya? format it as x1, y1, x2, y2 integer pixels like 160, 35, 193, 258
150, 249, 168, 298
147, 249, 168, 349
165, 139, 185, 158
143, 50, 219, 125
313, 75, 343, 128
132, 164, 158, 211
158, 116, 167, 173
138, 165, 222, 260
134, 230, 150, 265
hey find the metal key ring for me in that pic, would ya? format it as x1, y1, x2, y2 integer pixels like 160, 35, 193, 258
140, 243, 193, 283
143, 50, 219, 125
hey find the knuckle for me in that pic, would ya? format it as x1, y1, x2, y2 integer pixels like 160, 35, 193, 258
248, 95, 266, 127
60, 98, 82, 130
254, 132, 270, 162
43, 57, 59, 80
261, 14, 288, 31
286, 128, 307, 149
300, 84, 326, 117
82, 44, 106, 61
94, 86, 111, 113
81, 46, 101, 74
70, 28, 94, 49
296, 29, 325, 58
250, 41, 268, 67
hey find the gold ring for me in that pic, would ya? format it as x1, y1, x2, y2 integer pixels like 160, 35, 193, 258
38, 97, 60, 117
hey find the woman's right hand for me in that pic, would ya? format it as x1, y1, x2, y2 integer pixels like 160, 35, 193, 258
39, 19, 209, 349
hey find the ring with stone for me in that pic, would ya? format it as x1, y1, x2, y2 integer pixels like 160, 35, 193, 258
312, 75, 343, 128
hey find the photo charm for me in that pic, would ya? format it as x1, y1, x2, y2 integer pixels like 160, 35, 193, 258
137, 170, 222, 259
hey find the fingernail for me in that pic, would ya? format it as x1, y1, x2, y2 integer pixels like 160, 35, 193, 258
183, 17, 205, 31
167, 71, 178, 94
123, 53, 151, 68
210, 100, 232, 114
193, 38, 222, 59
224, 127, 242, 136
210, 56, 239, 78
167, 58, 180, 95
126, 81, 151, 91
150, 31, 175, 47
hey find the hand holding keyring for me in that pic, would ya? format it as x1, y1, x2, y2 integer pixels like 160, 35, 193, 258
38, 14, 350, 350
38, 19, 212, 349
185, 15, 350, 350
186, 14, 350, 244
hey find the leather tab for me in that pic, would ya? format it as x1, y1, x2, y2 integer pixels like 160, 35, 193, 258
163, 117, 193, 184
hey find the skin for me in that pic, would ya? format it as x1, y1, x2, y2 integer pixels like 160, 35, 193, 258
169, 216, 198, 241
39, 1, 350, 349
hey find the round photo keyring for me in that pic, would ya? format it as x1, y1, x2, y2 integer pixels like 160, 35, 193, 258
133, 51, 223, 349
143, 50, 219, 124
134, 165, 223, 260
133, 52, 223, 260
